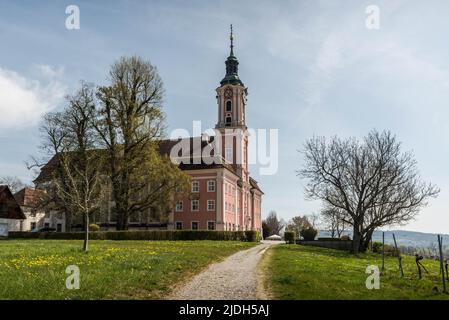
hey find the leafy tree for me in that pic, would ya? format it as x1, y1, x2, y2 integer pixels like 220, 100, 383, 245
285, 215, 312, 239
262, 221, 270, 239
299, 130, 439, 254
94, 56, 189, 230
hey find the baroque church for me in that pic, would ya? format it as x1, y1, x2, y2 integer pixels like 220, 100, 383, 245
31, 27, 263, 233
167, 26, 263, 232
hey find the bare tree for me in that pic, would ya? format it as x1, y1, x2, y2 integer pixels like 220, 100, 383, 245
0, 176, 29, 193
94, 56, 189, 230
299, 130, 439, 254
263, 211, 285, 236
56, 83, 104, 251
32, 83, 104, 251
321, 206, 347, 238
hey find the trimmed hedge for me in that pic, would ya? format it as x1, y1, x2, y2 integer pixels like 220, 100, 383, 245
8, 230, 261, 242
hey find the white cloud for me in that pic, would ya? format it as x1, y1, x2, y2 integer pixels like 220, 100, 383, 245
0, 65, 66, 129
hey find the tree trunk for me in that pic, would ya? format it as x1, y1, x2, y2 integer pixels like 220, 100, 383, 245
360, 229, 375, 252
83, 213, 89, 252
351, 223, 361, 254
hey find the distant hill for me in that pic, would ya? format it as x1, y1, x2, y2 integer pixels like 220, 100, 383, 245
319, 229, 449, 249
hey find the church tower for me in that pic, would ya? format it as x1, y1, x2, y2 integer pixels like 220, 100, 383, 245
215, 25, 249, 183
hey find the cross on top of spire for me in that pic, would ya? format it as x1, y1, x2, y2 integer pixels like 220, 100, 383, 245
220, 24, 244, 86
230, 24, 234, 56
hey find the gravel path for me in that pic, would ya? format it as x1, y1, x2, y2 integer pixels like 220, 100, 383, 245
169, 241, 281, 300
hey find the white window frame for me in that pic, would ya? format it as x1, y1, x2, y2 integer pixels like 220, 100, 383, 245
175, 201, 183, 212
191, 221, 199, 230
207, 200, 215, 211
175, 221, 183, 230
207, 180, 216, 192
207, 221, 216, 230
191, 181, 199, 193
191, 200, 199, 211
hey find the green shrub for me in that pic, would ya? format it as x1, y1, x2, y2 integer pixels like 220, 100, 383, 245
89, 224, 100, 232
244, 230, 260, 242
284, 231, 295, 244
371, 241, 395, 255
371, 241, 383, 253
300, 227, 318, 241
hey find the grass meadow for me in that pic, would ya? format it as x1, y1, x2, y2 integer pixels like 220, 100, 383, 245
263, 244, 449, 300
0, 240, 255, 299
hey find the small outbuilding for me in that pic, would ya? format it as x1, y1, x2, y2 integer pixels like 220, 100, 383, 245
0, 185, 26, 236
265, 234, 282, 241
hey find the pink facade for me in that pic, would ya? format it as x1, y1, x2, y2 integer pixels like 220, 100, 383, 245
169, 168, 263, 232
168, 31, 263, 232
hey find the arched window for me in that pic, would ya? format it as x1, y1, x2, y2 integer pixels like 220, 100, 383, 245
225, 116, 232, 126
226, 100, 232, 112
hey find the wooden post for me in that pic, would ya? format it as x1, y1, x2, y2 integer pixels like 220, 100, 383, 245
416, 255, 422, 279
438, 235, 447, 293
381, 232, 385, 272
392, 233, 404, 277
445, 259, 448, 281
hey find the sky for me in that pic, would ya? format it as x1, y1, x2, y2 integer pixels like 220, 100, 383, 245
0, 0, 449, 233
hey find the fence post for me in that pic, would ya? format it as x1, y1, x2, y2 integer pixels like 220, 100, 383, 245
381, 231, 385, 272
392, 233, 404, 277
438, 235, 447, 293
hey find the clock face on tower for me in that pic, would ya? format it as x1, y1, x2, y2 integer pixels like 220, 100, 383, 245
224, 88, 232, 98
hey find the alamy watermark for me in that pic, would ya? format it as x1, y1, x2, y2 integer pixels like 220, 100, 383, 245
169, 121, 279, 176
365, 5, 380, 30
65, 5, 80, 30
65, 265, 80, 290
365, 265, 380, 289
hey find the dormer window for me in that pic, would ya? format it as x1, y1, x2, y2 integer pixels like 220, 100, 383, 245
226, 100, 232, 112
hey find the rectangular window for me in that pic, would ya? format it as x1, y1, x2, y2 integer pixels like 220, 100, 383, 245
207, 180, 215, 192
191, 200, 199, 211
57, 224, 62, 232
175, 201, 183, 212
191, 181, 199, 193
30, 222, 36, 230
208, 221, 216, 230
191, 221, 199, 230
225, 147, 233, 163
175, 221, 183, 230
207, 200, 215, 211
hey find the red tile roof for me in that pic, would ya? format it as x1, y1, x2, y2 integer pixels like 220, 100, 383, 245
14, 187, 46, 207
